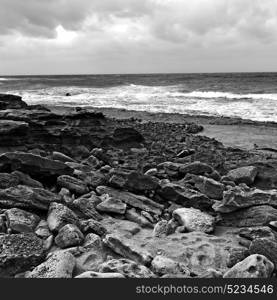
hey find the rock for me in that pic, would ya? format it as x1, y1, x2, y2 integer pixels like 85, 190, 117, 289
98, 258, 155, 278
194, 176, 224, 200
113, 128, 144, 145
239, 227, 276, 241
223, 254, 274, 278
124, 171, 160, 193
173, 208, 215, 233
84, 171, 107, 188
151, 255, 190, 276
103, 234, 153, 266
52, 151, 76, 163
0, 233, 45, 277
269, 221, 277, 232
145, 168, 158, 176
107, 231, 247, 275
214, 186, 277, 213
249, 238, 277, 269
80, 219, 107, 236
73, 196, 103, 221
125, 209, 153, 228
198, 269, 223, 278
227, 166, 258, 185
35, 220, 52, 239
0, 152, 73, 181
0, 185, 61, 210
26, 251, 76, 278
96, 197, 126, 215
101, 218, 141, 236
57, 175, 89, 195
47, 202, 80, 233
96, 186, 163, 215
0, 94, 28, 109
55, 224, 84, 249
158, 183, 213, 210
83, 155, 102, 169
0, 172, 20, 189
153, 220, 171, 237
219, 205, 277, 227
5, 208, 40, 233
12, 171, 43, 188
75, 271, 125, 278
179, 161, 214, 176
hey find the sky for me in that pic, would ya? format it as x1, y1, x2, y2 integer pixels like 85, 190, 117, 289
1, 0, 277, 75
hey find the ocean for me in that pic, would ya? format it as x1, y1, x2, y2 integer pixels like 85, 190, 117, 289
1, 72, 277, 122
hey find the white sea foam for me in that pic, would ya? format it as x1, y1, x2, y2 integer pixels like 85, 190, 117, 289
6, 84, 277, 123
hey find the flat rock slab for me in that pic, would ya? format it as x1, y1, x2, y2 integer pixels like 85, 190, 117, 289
0, 233, 45, 277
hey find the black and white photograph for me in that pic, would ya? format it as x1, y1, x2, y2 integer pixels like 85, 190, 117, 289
0, 0, 277, 297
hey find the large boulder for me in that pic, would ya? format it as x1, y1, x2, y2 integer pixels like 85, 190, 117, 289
214, 186, 277, 213
158, 183, 213, 210
0, 152, 73, 181
223, 254, 274, 278
226, 166, 258, 185
0, 233, 45, 277
26, 251, 76, 278
5, 208, 40, 233
96, 186, 164, 216
0, 94, 28, 110
0, 185, 61, 210
173, 208, 215, 233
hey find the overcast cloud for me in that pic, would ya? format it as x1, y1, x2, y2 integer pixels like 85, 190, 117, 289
0, 0, 277, 75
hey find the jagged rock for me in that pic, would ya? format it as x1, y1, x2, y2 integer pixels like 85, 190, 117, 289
103, 234, 153, 266
96, 186, 163, 215
194, 176, 224, 200
47, 202, 80, 233
239, 227, 276, 241
0, 152, 73, 181
80, 219, 107, 236
12, 171, 43, 188
0, 172, 20, 189
249, 238, 277, 269
26, 251, 76, 278
35, 220, 52, 239
173, 208, 215, 233
226, 166, 258, 185
151, 255, 190, 276
125, 209, 153, 228
57, 175, 89, 195
55, 224, 84, 249
158, 183, 213, 210
214, 186, 277, 213
73, 195, 102, 221
124, 172, 160, 193
0, 185, 61, 210
0, 233, 45, 277
5, 208, 40, 233
96, 197, 126, 215
98, 258, 155, 278
223, 254, 274, 278
0, 94, 28, 109
179, 161, 214, 176
219, 205, 277, 227
75, 271, 125, 278
52, 151, 76, 163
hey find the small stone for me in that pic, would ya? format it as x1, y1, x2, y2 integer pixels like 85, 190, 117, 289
55, 224, 84, 249
173, 207, 215, 233
151, 255, 190, 276
35, 220, 52, 239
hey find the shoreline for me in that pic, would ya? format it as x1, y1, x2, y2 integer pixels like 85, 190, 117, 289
48, 105, 277, 151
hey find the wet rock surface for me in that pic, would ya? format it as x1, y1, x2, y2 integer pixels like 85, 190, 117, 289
0, 96, 276, 278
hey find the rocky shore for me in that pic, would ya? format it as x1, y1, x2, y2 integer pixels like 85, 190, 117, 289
0, 93, 277, 278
